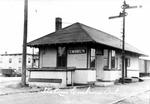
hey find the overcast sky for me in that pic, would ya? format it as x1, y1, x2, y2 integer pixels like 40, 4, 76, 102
0, 0, 149, 56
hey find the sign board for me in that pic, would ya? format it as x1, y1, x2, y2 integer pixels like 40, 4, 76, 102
68, 49, 86, 54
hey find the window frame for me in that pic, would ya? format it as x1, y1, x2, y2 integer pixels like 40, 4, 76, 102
90, 48, 96, 68
126, 58, 130, 67
111, 50, 116, 69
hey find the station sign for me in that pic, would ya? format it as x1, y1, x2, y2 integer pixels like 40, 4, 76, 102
68, 49, 86, 54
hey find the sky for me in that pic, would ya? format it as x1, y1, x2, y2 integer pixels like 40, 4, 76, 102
0, 0, 150, 56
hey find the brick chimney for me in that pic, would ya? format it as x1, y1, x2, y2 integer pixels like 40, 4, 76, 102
55, 17, 62, 31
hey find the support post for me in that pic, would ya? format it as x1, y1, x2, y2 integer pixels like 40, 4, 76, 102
109, 0, 140, 84
122, 8, 125, 83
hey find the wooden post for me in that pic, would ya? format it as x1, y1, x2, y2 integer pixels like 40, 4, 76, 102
109, 0, 140, 84
21, 0, 28, 86
122, 7, 125, 84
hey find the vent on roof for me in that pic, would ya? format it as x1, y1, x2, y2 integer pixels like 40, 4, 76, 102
55, 17, 62, 31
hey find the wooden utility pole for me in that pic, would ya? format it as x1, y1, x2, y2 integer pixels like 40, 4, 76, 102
122, 5, 126, 84
109, 0, 140, 84
21, 0, 28, 86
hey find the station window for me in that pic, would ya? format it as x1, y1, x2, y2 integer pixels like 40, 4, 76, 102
111, 50, 116, 69
126, 58, 130, 67
103, 49, 116, 70
57, 47, 67, 67
90, 48, 95, 68
103, 49, 109, 69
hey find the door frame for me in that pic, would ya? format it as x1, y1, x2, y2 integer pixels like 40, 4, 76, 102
57, 46, 67, 68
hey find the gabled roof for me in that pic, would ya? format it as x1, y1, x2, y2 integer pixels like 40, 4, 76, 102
27, 22, 145, 55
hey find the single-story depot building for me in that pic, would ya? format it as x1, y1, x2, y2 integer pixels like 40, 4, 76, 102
27, 18, 145, 87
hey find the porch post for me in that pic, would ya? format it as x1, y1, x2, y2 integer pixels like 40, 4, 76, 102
108, 50, 111, 69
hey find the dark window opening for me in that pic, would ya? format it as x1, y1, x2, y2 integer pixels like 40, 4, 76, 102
57, 47, 67, 68
126, 58, 130, 67
111, 50, 116, 69
90, 48, 95, 68
103, 49, 109, 69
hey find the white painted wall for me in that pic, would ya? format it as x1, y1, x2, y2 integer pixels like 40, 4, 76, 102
73, 70, 96, 84
126, 55, 139, 77
29, 70, 96, 87
30, 71, 72, 87
67, 53, 87, 68
100, 52, 140, 81
139, 59, 150, 73
127, 56, 139, 70
102, 70, 139, 81
146, 61, 150, 73
127, 70, 139, 77
115, 53, 140, 71
40, 48, 57, 68
139, 59, 145, 73
103, 71, 121, 81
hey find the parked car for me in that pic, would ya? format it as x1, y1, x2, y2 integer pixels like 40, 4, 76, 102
0, 69, 21, 77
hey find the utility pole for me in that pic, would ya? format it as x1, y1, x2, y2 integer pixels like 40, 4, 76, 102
109, 0, 140, 84
21, 0, 28, 86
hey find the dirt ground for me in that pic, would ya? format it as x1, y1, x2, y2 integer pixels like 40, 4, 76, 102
115, 91, 150, 104
0, 77, 150, 104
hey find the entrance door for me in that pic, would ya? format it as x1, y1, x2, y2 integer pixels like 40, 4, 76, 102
57, 47, 67, 68
96, 55, 104, 80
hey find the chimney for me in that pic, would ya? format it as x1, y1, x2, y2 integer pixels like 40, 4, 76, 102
55, 17, 62, 31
